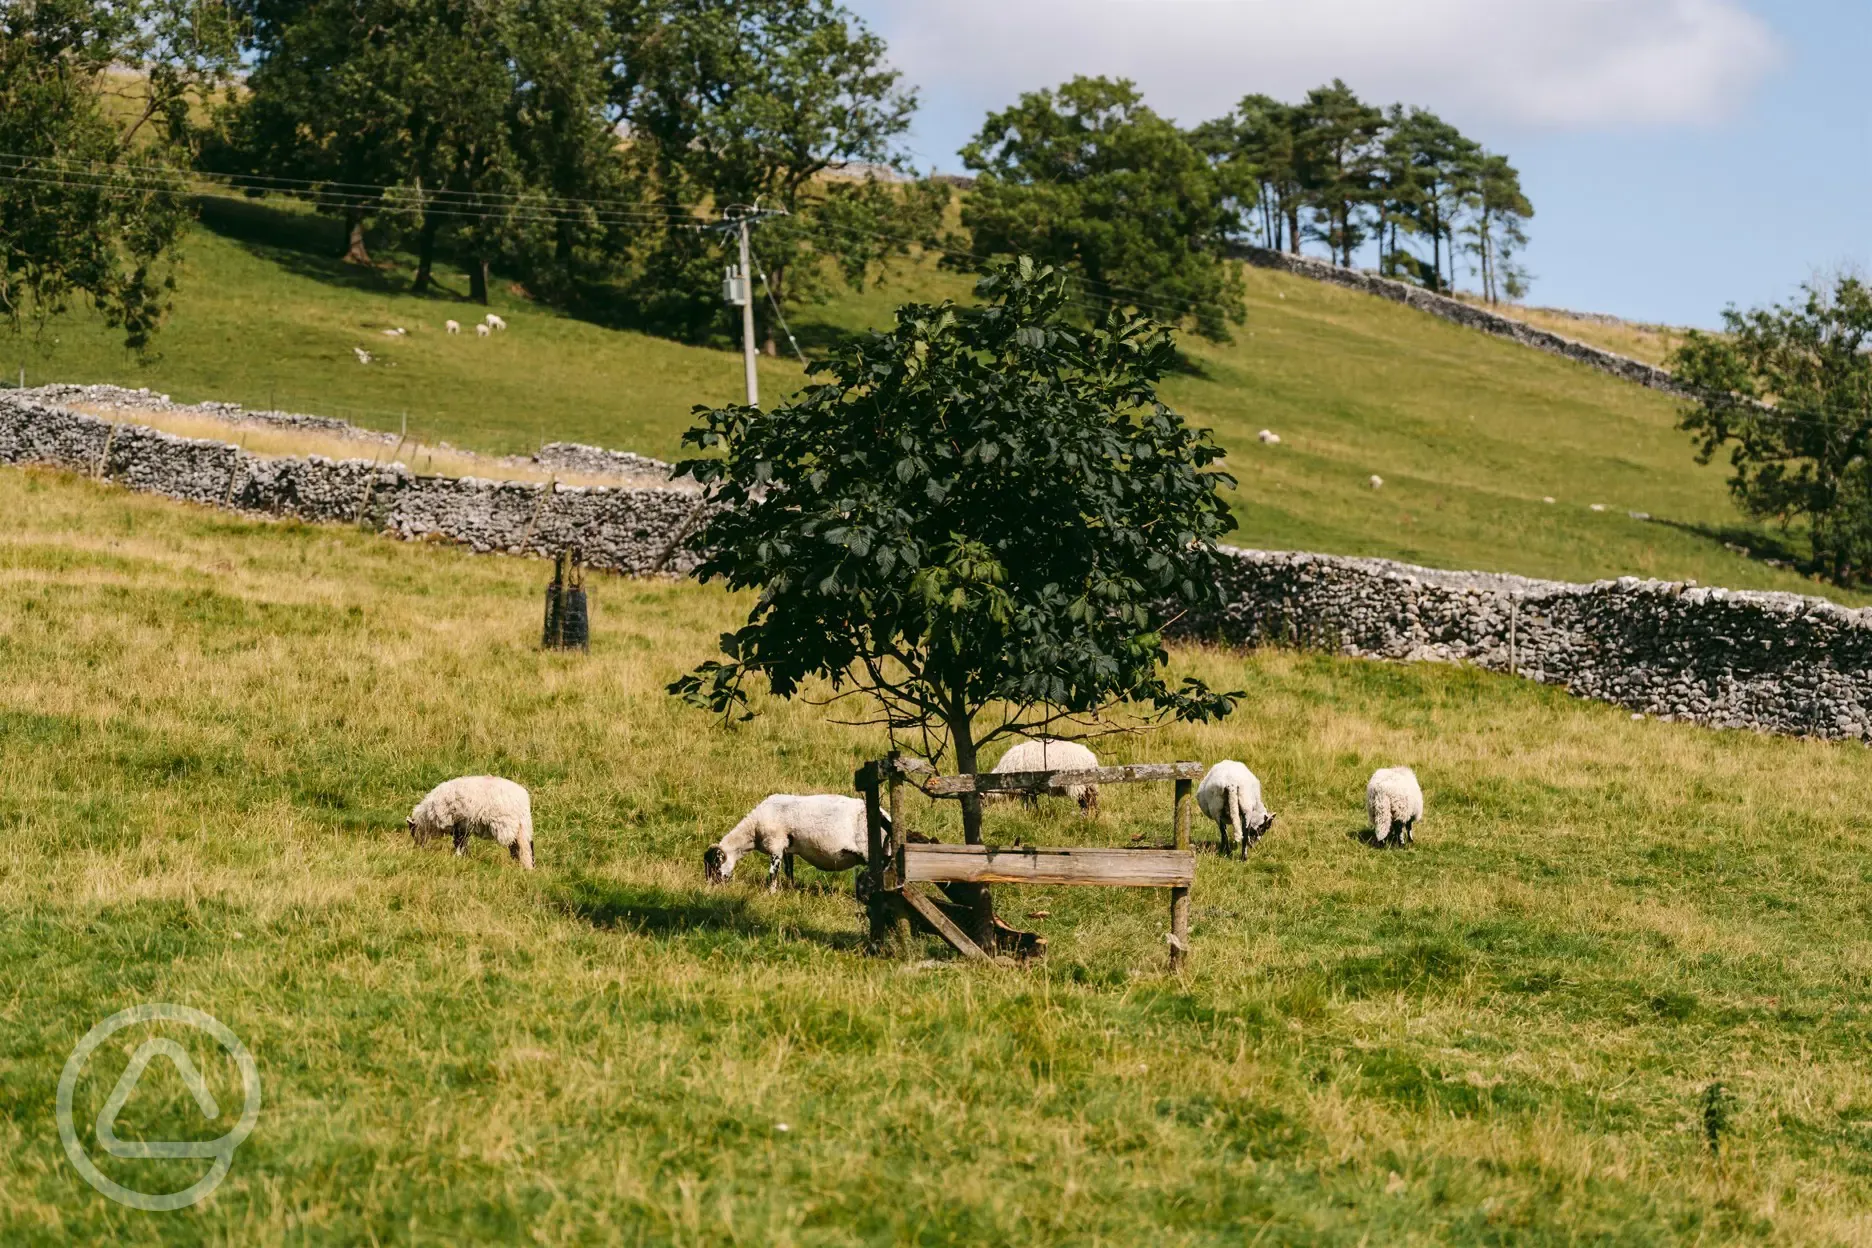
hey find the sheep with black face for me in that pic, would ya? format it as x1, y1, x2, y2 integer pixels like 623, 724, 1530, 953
703, 794, 884, 891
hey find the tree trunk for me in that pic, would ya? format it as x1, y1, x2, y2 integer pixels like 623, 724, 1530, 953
948, 709, 997, 955
341, 208, 370, 265
469, 257, 489, 305
1286, 205, 1301, 255
413, 216, 440, 292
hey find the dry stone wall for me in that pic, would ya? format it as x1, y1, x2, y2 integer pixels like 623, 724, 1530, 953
1234, 246, 1688, 397
4, 389, 1868, 741
0, 391, 711, 575
1183, 548, 1872, 741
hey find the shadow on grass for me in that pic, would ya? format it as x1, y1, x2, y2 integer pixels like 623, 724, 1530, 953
551, 872, 865, 950
1646, 516, 1816, 577
194, 196, 471, 304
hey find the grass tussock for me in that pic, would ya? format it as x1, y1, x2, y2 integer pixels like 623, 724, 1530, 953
3, 467, 1872, 1243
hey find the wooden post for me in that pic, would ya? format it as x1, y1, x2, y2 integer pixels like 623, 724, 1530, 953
857, 762, 889, 949
885, 756, 912, 950
1170, 775, 1193, 971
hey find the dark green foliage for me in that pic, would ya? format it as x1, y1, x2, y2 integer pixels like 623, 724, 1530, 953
1703, 1081, 1731, 1155
611, 0, 927, 343
671, 257, 1239, 770
0, 1, 234, 350
1672, 277, 1872, 583
958, 77, 1245, 343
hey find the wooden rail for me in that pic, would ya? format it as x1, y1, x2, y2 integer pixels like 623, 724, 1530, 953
899, 844, 1195, 888
921, 761, 1204, 796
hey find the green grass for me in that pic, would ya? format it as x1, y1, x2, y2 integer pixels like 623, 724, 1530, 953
5, 194, 1848, 601
5, 467, 1872, 1244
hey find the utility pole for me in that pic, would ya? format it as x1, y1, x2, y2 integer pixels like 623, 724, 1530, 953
715, 205, 788, 409
737, 214, 759, 408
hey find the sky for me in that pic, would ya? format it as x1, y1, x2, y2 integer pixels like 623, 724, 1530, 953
843, 0, 1871, 329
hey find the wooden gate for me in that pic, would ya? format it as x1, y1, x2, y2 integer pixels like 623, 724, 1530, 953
855, 755, 1202, 969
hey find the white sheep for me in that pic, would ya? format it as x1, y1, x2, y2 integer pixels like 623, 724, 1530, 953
1257, 429, 1282, 445
703, 794, 880, 890
1366, 766, 1423, 846
352, 346, 373, 365
991, 738, 1100, 814
408, 775, 535, 868
1197, 760, 1276, 858
381, 327, 406, 337
445, 320, 461, 335
1368, 474, 1384, 489
485, 313, 507, 331
475, 322, 491, 337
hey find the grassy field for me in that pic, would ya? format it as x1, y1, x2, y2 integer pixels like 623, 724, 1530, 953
3, 194, 1844, 601
4, 468, 1872, 1244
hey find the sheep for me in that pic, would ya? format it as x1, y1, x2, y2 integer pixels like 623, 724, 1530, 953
475, 323, 491, 337
485, 313, 507, 331
380, 327, 407, 337
1368, 474, 1384, 489
445, 320, 461, 335
1257, 429, 1282, 445
702, 794, 883, 891
352, 347, 373, 365
1366, 766, 1423, 847
408, 775, 535, 868
991, 738, 1100, 814
1196, 760, 1276, 858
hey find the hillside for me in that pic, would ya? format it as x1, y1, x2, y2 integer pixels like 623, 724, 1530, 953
4, 195, 1838, 598
5, 468, 1872, 1244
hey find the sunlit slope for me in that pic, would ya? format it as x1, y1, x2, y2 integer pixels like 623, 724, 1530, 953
6, 197, 1833, 597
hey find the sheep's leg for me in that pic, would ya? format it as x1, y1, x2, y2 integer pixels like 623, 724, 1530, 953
783, 852, 796, 888
765, 854, 783, 892
1403, 818, 1416, 846
452, 827, 469, 856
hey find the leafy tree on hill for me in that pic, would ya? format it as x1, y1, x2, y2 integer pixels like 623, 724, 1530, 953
1192, 94, 1296, 253
610, 0, 930, 347
1292, 79, 1384, 268
670, 257, 1241, 950
1, 0, 236, 351
1384, 107, 1479, 293
958, 76, 1244, 342
1673, 276, 1872, 584
1463, 152, 1533, 305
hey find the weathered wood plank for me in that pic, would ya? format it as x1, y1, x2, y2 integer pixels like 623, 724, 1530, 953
899, 844, 1196, 888
922, 762, 1205, 796
1170, 776, 1194, 972
899, 887, 992, 962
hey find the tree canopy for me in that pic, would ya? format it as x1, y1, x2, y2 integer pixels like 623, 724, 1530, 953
957, 77, 1244, 343
1673, 276, 1872, 584
0, 0, 236, 350
671, 255, 1240, 778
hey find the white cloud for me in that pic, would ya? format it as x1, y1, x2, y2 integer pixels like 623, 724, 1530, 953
858, 0, 1783, 136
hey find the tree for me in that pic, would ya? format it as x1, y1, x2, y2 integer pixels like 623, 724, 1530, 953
610, 0, 919, 347
1673, 277, 1872, 583
1, 0, 236, 351
1385, 107, 1479, 292
958, 77, 1244, 342
1192, 95, 1289, 252
1462, 152, 1533, 304
1292, 80, 1384, 268
670, 258, 1241, 949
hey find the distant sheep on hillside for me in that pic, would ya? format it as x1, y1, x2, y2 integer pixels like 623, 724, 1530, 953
1258, 429, 1282, 445
475, 323, 491, 337
485, 313, 507, 331
445, 320, 461, 335
408, 775, 535, 868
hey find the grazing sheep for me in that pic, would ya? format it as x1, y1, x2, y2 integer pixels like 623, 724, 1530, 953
1366, 766, 1423, 847
1257, 429, 1282, 445
408, 776, 535, 868
352, 346, 373, 365
1368, 474, 1384, 489
992, 738, 1100, 814
703, 794, 882, 891
1590, 503, 1607, 512
381, 327, 407, 337
485, 313, 507, 331
475, 322, 491, 337
1196, 760, 1276, 858
445, 320, 461, 335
